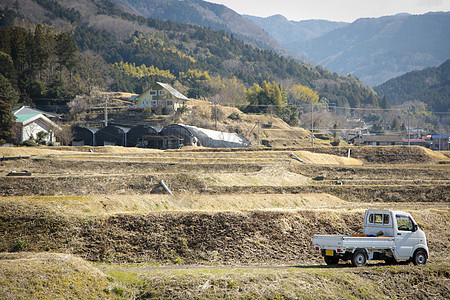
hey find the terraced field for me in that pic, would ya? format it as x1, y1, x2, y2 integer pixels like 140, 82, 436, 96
0, 146, 449, 299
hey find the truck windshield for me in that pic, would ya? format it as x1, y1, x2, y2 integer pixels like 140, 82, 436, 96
396, 215, 414, 231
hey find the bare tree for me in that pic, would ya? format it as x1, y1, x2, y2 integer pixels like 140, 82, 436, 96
53, 122, 73, 146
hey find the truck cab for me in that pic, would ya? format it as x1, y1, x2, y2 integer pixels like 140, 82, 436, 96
313, 209, 428, 267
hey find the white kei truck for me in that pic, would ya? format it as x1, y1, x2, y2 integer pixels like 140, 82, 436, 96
312, 209, 428, 267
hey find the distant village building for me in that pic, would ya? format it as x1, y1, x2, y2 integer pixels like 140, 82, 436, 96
429, 134, 450, 150
403, 139, 427, 147
349, 134, 403, 146
128, 82, 189, 115
13, 106, 61, 144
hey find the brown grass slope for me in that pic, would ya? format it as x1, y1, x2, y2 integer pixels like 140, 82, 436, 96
1, 199, 448, 266
0, 146, 449, 299
0, 252, 119, 299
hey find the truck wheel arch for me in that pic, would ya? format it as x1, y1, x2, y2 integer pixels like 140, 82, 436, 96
412, 248, 428, 265
351, 249, 368, 267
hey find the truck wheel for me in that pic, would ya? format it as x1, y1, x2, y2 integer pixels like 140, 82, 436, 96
324, 256, 339, 265
412, 249, 427, 265
351, 250, 367, 267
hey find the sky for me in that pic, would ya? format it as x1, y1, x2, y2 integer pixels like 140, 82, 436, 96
206, 0, 450, 22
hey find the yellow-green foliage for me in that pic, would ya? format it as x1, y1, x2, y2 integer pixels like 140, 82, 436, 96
179, 69, 212, 83
112, 61, 175, 80
287, 83, 319, 104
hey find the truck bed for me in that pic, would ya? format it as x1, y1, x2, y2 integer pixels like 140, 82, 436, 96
313, 234, 395, 250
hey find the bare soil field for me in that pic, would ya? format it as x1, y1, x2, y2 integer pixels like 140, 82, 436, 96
0, 145, 449, 299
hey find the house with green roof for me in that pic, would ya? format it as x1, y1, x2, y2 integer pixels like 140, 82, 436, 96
13, 106, 60, 144
128, 82, 189, 115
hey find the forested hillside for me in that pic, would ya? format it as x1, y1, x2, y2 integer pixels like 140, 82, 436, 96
110, 0, 292, 58
374, 59, 450, 113
0, 0, 382, 116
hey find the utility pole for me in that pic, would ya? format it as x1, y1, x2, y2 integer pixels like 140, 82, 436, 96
311, 102, 314, 148
214, 100, 217, 131
257, 120, 260, 146
407, 112, 410, 147
104, 94, 108, 127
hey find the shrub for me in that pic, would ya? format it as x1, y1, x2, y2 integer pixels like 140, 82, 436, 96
12, 239, 26, 252
112, 286, 125, 296
228, 112, 241, 120
173, 256, 184, 264
23, 139, 38, 147
331, 139, 340, 146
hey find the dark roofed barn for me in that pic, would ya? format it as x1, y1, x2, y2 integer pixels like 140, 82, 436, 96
95, 125, 130, 146
72, 126, 99, 146
127, 125, 159, 147
160, 124, 195, 146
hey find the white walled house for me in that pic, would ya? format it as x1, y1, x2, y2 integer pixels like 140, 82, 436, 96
13, 108, 60, 144
128, 82, 189, 115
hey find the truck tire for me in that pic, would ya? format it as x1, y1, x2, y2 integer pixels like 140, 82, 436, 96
324, 256, 339, 265
351, 250, 367, 267
412, 249, 427, 265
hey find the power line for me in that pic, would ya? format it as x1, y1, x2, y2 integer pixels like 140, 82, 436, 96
31, 102, 450, 115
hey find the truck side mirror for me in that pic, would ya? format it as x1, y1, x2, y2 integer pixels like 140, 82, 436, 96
413, 224, 418, 232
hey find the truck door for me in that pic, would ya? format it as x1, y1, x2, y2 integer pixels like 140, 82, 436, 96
394, 214, 419, 259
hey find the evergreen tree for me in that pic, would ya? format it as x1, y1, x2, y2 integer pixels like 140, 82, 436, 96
32, 24, 52, 80
0, 99, 15, 143
0, 74, 19, 142
379, 96, 390, 109
0, 51, 17, 84
55, 33, 77, 79
245, 81, 287, 114
0, 73, 19, 105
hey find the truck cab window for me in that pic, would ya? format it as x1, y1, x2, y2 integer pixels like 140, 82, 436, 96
396, 215, 413, 231
383, 214, 390, 224
374, 214, 383, 224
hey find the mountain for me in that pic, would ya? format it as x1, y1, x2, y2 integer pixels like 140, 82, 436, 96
0, 0, 381, 112
374, 59, 450, 113
245, 14, 347, 45
110, 0, 294, 58
252, 12, 450, 86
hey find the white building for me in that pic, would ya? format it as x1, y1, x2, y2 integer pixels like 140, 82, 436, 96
13, 106, 61, 144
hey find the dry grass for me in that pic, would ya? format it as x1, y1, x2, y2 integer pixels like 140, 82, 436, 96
0, 193, 350, 216
100, 262, 450, 299
1, 145, 449, 299
0, 146, 363, 165
421, 147, 450, 161
0, 252, 120, 299
293, 150, 362, 165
